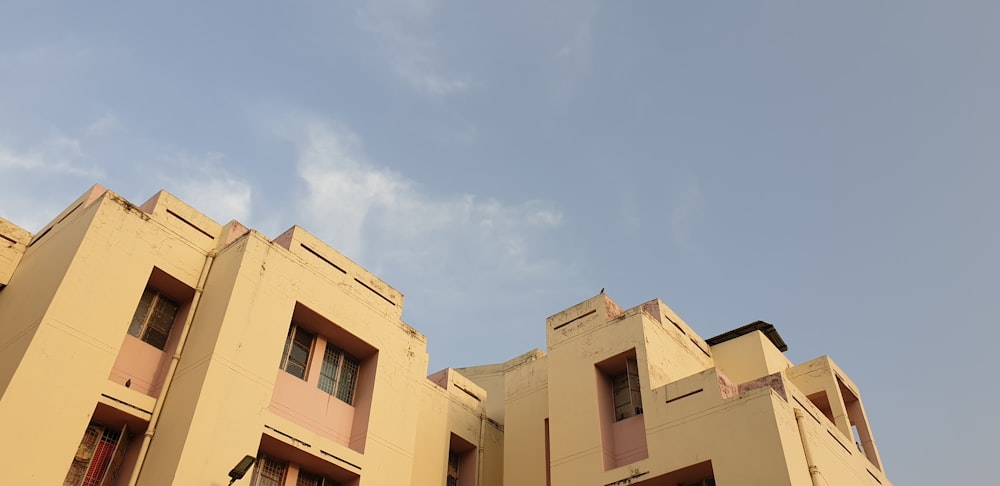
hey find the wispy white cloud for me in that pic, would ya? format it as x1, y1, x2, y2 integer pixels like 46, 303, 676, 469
0, 137, 103, 177
0, 146, 45, 171
154, 152, 253, 224
0, 126, 107, 230
355, 0, 471, 96
0, 114, 253, 231
278, 116, 562, 283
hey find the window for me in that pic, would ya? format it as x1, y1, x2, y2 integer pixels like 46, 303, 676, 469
281, 324, 314, 379
63, 423, 129, 486
251, 455, 287, 486
596, 351, 649, 470
251, 452, 338, 486
128, 288, 179, 350
612, 358, 643, 421
446, 451, 460, 486
446, 433, 476, 486
279, 320, 360, 405
318, 345, 360, 405
296, 468, 335, 486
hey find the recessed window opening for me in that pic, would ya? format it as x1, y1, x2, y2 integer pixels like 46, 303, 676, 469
612, 358, 643, 421
281, 324, 314, 380
295, 467, 335, 486
270, 303, 380, 453
446, 433, 477, 486
63, 422, 129, 486
680, 479, 716, 486
595, 349, 649, 470
251, 454, 287, 486
257, 434, 357, 485
447, 451, 460, 486
319, 345, 360, 405
128, 288, 180, 350
642, 460, 714, 485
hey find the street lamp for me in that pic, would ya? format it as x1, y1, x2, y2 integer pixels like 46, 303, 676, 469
228, 455, 256, 485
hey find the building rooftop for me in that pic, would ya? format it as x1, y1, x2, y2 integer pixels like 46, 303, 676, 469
705, 320, 788, 352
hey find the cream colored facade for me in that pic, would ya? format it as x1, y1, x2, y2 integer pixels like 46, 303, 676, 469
0, 186, 890, 485
460, 297, 891, 486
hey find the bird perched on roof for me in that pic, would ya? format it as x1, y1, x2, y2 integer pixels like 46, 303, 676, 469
125, 378, 131, 388
600, 287, 605, 294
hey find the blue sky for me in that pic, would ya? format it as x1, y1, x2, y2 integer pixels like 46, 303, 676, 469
2, 2, 997, 482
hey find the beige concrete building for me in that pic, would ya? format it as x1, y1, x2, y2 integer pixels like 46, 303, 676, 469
0, 186, 890, 485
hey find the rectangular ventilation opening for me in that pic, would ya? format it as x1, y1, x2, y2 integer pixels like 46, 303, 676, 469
300, 243, 347, 274
553, 309, 596, 331
354, 278, 395, 306
166, 209, 214, 240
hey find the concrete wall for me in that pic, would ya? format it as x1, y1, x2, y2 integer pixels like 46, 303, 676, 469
0, 186, 892, 486
0, 187, 452, 485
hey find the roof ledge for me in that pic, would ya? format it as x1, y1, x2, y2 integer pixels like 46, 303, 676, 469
705, 320, 788, 352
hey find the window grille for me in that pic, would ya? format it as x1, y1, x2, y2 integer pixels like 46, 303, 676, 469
447, 451, 460, 486
63, 423, 128, 486
296, 469, 333, 486
128, 288, 179, 350
318, 344, 360, 405
251, 455, 287, 486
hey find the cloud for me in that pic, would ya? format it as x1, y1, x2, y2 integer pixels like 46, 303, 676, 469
281, 117, 562, 285
0, 146, 45, 171
355, 0, 471, 96
154, 152, 253, 224
0, 137, 102, 177
0, 129, 107, 230
0, 112, 252, 231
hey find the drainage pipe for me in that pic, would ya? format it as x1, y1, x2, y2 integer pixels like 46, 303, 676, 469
794, 408, 822, 486
127, 250, 216, 486
477, 413, 486, 486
